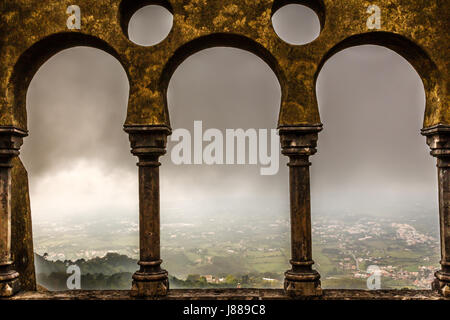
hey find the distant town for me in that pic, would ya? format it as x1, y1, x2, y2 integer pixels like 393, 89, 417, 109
33, 207, 440, 290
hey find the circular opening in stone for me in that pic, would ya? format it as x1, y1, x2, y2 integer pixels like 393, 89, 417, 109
272, 4, 321, 45
128, 5, 173, 46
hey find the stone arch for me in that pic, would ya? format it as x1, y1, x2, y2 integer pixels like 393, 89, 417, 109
311, 32, 449, 295
8, 32, 131, 132
6, 33, 131, 292
0, 0, 447, 298
159, 33, 287, 129
314, 32, 445, 129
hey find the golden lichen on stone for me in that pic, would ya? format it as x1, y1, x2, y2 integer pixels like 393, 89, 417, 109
0, 0, 448, 292
1, 0, 448, 129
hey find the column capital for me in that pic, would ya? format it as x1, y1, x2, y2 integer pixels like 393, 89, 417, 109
124, 125, 171, 157
278, 125, 322, 157
0, 127, 27, 163
421, 124, 450, 160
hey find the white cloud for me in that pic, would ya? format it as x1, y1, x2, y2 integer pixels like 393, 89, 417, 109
29, 160, 138, 221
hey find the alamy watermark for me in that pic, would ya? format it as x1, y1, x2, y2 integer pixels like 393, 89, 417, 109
170, 121, 280, 176
366, 5, 382, 30
66, 5, 81, 30
66, 265, 81, 289
366, 265, 381, 290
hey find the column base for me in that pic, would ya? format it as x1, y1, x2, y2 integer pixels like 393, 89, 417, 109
0, 270, 20, 297
284, 270, 322, 297
432, 270, 450, 297
131, 270, 169, 297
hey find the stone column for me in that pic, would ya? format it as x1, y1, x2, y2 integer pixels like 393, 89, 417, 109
280, 126, 322, 297
422, 124, 450, 297
124, 125, 171, 297
0, 127, 26, 297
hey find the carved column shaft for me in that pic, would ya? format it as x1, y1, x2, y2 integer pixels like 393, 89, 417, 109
0, 128, 26, 297
289, 154, 313, 267
422, 125, 449, 297
280, 126, 322, 297
437, 157, 449, 274
125, 126, 170, 297
0, 157, 16, 293
138, 153, 162, 270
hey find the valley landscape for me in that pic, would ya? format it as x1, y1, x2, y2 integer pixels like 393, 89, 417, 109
33, 201, 440, 290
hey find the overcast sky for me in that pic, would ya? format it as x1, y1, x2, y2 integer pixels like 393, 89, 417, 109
21, 5, 438, 225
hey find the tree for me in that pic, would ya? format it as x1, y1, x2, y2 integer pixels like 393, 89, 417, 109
225, 275, 237, 285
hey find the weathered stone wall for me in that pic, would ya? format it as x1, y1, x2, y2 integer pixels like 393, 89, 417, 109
4, 289, 449, 300
0, 1, 448, 131
0, 0, 448, 294
11, 157, 35, 291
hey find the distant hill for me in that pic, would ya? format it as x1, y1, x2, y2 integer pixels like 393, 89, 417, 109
35, 252, 138, 275
34, 252, 283, 290
35, 252, 138, 290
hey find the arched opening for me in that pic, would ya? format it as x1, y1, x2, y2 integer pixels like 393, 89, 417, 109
161, 47, 289, 288
9, 33, 129, 131
271, 3, 322, 45
119, 0, 174, 44
20, 46, 137, 290
312, 44, 439, 289
127, 4, 173, 46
